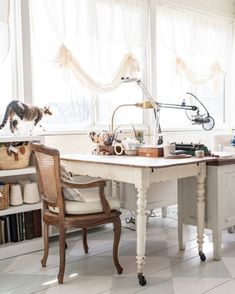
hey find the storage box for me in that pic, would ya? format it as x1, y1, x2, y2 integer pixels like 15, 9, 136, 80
0, 183, 9, 209
138, 146, 164, 157
0, 144, 31, 170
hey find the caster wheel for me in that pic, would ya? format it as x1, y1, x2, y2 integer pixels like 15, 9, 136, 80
199, 252, 206, 262
228, 227, 234, 234
138, 274, 147, 286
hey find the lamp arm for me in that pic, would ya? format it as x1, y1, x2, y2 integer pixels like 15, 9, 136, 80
121, 78, 198, 112
111, 103, 140, 132
157, 102, 198, 111
137, 80, 159, 110
136, 80, 198, 112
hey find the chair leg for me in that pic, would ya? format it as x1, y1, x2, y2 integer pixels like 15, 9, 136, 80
58, 227, 66, 284
41, 223, 49, 267
113, 218, 123, 274
82, 228, 89, 254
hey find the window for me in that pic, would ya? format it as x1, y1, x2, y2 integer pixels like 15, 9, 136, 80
0, 0, 24, 135
0, 48, 12, 111
2, 1, 233, 135
0, 0, 12, 117
154, 4, 232, 130
29, 0, 149, 131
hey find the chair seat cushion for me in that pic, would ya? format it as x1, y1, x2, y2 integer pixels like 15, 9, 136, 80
49, 191, 120, 215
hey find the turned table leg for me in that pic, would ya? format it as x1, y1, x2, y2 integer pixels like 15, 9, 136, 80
136, 185, 148, 286
196, 163, 206, 261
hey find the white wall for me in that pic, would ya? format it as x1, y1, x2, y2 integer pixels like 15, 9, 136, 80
42, 128, 234, 155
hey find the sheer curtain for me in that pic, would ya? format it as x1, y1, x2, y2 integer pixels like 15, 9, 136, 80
0, 0, 12, 124
29, 0, 149, 129
155, 4, 232, 129
0, 0, 9, 63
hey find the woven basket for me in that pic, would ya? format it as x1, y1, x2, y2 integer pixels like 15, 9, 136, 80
0, 184, 10, 210
0, 144, 31, 170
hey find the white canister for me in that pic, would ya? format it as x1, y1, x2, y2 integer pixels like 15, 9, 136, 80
10, 184, 23, 206
17, 179, 31, 193
164, 143, 176, 156
195, 150, 205, 158
23, 182, 40, 204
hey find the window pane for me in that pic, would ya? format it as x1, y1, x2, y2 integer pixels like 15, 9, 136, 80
155, 5, 232, 130
29, 0, 148, 130
0, 0, 11, 118
98, 82, 144, 130
31, 51, 93, 130
0, 51, 12, 110
0, 39, 12, 135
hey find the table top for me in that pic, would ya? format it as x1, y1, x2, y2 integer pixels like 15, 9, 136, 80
61, 153, 217, 169
207, 157, 235, 166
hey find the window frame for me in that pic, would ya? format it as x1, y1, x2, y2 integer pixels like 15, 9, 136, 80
5, 0, 234, 134
149, 1, 233, 132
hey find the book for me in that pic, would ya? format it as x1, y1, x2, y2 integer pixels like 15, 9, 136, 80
0, 216, 9, 243
24, 211, 34, 240
6, 216, 11, 243
33, 209, 42, 238
17, 213, 24, 241
0, 219, 5, 243
9, 214, 19, 242
0, 221, 2, 244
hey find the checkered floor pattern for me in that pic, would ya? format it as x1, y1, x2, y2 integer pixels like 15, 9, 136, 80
1, 207, 235, 293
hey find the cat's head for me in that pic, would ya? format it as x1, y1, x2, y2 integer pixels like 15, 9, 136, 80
42, 106, 52, 116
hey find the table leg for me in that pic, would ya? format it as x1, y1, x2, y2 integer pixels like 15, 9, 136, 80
213, 226, 222, 261
111, 180, 120, 200
161, 207, 168, 218
136, 186, 147, 286
196, 163, 206, 261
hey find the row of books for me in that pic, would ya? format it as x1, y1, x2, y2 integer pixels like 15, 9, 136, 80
0, 209, 42, 244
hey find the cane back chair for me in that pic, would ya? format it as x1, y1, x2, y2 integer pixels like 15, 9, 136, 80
31, 143, 123, 284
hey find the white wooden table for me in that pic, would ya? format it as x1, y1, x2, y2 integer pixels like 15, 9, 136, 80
61, 153, 216, 286
178, 157, 235, 261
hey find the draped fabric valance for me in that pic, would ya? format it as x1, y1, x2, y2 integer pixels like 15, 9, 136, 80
156, 5, 230, 89
0, 0, 10, 63
58, 45, 140, 94
176, 57, 224, 85
30, 0, 148, 94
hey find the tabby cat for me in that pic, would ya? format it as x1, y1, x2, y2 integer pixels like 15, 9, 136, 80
0, 100, 52, 134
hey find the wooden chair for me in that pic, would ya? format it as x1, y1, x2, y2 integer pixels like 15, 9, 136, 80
31, 143, 123, 284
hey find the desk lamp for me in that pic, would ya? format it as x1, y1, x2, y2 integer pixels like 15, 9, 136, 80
111, 101, 153, 133
120, 77, 215, 145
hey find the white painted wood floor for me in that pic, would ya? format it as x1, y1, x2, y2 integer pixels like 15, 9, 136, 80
1, 207, 235, 294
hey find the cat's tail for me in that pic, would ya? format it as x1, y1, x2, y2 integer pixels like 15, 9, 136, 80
0, 104, 11, 130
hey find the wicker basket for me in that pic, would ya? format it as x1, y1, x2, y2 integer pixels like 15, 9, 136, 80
0, 144, 31, 170
0, 184, 10, 210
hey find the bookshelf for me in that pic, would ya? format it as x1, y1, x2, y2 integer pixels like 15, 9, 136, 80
0, 135, 44, 260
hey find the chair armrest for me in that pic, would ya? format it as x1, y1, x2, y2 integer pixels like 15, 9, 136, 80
61, 179, 106, 189
61, 179, 111, 214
